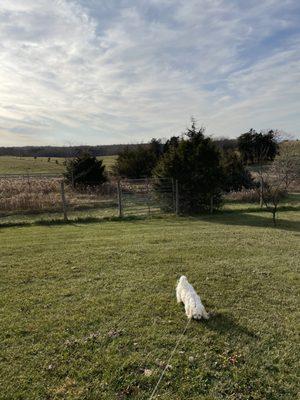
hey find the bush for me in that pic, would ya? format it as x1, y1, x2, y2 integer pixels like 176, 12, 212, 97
222, 151, 254, 192
153, 122, 224, 213
113, 140, 162, 178
64, 152, 107, 187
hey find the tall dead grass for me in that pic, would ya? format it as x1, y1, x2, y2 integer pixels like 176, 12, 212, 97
0, 177, 117, 213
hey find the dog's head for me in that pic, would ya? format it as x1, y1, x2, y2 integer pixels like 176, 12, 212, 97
193, 312, 203, 320
193, 309, 209, 320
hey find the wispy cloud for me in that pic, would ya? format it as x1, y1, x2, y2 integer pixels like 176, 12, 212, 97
0, 0, 299, 145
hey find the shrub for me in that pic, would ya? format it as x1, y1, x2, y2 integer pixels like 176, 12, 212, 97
222, 151, 254, 192
113, 141, 161, 178
64, 152, 107, 187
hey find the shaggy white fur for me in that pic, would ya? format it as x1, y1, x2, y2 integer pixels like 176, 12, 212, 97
176, 276, 209, 320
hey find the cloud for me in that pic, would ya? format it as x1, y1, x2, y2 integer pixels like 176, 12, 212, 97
0, 0, 299, 145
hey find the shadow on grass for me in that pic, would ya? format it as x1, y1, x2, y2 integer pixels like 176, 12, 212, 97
0, 205, 299, 233
224, 204, 300, 213
201, 312, 258, 339
160, 205, 300, 233
202, 211, 300, 233
0, 214, 163, 229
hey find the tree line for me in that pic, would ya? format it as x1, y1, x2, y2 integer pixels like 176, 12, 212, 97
64, 123, 299, 221
0, 144, 140, 158
0, 137, 239, 158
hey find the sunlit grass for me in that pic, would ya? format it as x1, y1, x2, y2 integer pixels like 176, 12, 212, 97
1, 200, 299, 399
0, 155, 117, 175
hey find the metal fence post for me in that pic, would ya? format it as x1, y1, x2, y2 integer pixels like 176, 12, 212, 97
175, 179, 179, 216
60, 181, 68, 221
146, 178, 151, 216
117, 180, 123, 217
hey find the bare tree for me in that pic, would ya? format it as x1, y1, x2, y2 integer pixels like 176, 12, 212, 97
261, 142, 300, 225
239, 129, 281, 207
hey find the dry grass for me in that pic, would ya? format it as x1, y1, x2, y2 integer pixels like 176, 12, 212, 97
225, 189, 260, 203
0, 178, 61, 212
225, 187, 289, 204
0, 177, 117, 214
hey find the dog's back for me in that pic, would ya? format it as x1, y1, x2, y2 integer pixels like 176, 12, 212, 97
176, 275, 209, 320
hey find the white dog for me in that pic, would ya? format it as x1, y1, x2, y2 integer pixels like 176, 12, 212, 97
176, 276, 209, 320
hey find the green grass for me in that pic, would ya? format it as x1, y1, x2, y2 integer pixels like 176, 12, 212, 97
0, 204, 299, 399
96, 155, 118, 172
0, 155, 117, 175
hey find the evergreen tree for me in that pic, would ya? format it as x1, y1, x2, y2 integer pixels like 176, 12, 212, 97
238, 129, 279, 165
64, 152, 107, 187
153, 122, 224, 213
222, 151, 254, 192
113, 143, 159, 178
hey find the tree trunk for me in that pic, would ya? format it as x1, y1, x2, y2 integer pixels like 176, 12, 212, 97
259, 165, 263, 208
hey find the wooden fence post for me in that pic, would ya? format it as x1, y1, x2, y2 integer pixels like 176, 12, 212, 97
175, 179, 179, 216
117, 180, 123, 218
60, 181, 68, 221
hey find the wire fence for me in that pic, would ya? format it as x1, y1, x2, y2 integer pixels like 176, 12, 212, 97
0, 174, 176, 224
120, 178, 175, 217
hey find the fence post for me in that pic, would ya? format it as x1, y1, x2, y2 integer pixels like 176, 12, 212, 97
210, 195, 214, 214
260, 175, 263, 208
145, 179, 149, 216
60, 181, 68, 221
175, 179, 179, 216
117, 180, 123, 217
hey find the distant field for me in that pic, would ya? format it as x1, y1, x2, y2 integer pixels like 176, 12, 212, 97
0, 155, 117, 175
96, 155, 117, 172
0, 198, 299, 399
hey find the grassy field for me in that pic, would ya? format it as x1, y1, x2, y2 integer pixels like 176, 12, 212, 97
1, 201, 299, 399
0, 155, 117, 175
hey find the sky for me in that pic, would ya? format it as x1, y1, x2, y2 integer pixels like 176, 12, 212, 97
0, 0, 300, 146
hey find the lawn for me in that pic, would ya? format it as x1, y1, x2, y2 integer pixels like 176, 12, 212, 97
0, 155, 117, 175
0, 206, 299, 399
